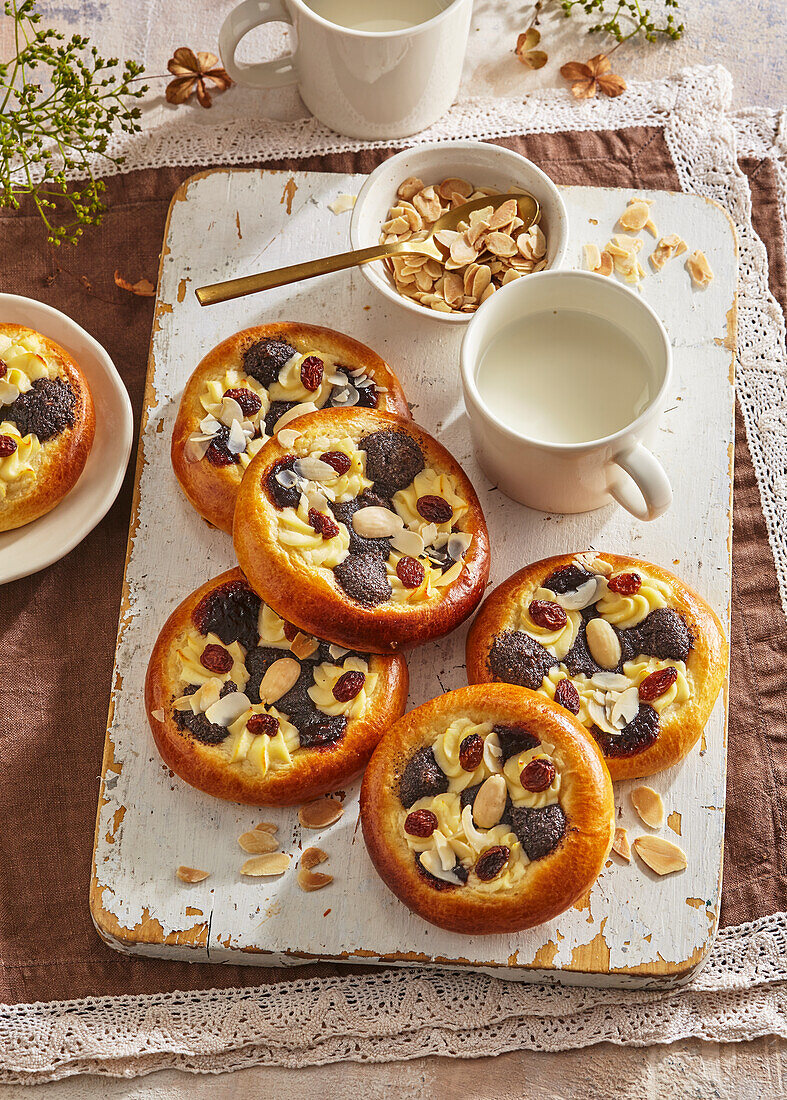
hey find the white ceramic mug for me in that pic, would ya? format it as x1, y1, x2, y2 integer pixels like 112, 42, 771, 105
460, 270, 674, 521
218, 0, 472, 140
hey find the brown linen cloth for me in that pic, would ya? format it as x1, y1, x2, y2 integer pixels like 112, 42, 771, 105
0, 127, 784, 1005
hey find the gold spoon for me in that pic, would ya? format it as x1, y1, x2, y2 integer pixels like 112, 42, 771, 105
195, 192, 540, 307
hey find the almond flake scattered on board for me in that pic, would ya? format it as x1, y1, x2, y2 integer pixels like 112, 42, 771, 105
604, 235, 645, 284
238, 829, 279, 854
255, 821, 278, 833
650, 233, 687, 271
176, 866, 210, 883
299, 797, 344, 829
298, 847, 333, 891
618, 197, 658, 237
687, 249, 714, 288
241, 852, 291, 877
633, 835, 687, 876
328, 194, 356, 215
630, 786, 665, 829
612, 827, 631, 862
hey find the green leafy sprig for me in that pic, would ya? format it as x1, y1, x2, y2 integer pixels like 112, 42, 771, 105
0, 0, 147, 245
560, 0, 684, 44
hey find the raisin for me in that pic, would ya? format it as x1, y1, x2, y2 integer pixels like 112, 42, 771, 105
243, 338, 295, 386
399, 746, 449, 808
334, 551, 392, 607
359, 429, 424, 496
404, 809, 438, 837
528, 600, 568, 630
0, 434, 18, 457
265, 456, 300, 510
333, 669, 365, 701
6, 377, 76, 441
416, 495, 453, 523
320, 450, 352, 475
193, 579, 261, 650
300, 355, 324, 391
608, 571, 642, 595
283, 621, 299, 642
247, 713, 279, 736
458, 733, 484, 772
200, 644, 233, 673
308, 508, 340, 539
224, 387, 262, 417
396, 556, 425, 589
638, 666, 678, 700
488, 630, 555, 690
206, 424, 240, 466
520, 758, 555, 792
554, 679, 581, 715
475, 846, 510, 881
298, 713, 348, 747
0, 360, 6, 378
543, 564, 593, 594
509, 804, 566, 861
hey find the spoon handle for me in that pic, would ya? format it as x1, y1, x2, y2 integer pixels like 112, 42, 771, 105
195, 242, 406, 305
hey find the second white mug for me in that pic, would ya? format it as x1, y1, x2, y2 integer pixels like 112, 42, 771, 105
460, 271, 674, 522
219, 0, 472, 140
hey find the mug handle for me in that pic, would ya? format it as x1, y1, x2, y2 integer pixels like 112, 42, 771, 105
219, 0, 299, 88
608, 443, 672, 521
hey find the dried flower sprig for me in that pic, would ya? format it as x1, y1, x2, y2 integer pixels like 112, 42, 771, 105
0, 0, 147, 245
560, 0, 684, 44
165, 48, 232, 108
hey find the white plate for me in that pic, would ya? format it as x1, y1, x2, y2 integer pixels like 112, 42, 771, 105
0, 293, 133, 584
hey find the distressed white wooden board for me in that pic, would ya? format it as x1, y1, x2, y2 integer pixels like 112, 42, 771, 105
91, 169, 736, 987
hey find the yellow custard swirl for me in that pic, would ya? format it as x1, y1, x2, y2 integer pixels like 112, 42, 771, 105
175, 630, 249, 690
224, 705, 300, 775
0, 421, 41, 499
276, 497, 350, 569
307, 656, 378, 719
393, 467, 468, 538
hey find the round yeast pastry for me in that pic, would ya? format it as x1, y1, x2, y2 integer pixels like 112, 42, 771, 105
233, 407, 491, 652
171, 323, 410, 533
466, 551, 728, 781
361, 684, 614, 935
145, 568, 409, 805
0, 323, 95, 531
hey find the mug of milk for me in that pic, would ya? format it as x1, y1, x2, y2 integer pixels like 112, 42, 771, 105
460, 271, 673, 521
219, 0, 472, 139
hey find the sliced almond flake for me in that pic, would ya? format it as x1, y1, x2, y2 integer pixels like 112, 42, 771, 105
226, 419, 248, 455
204, 691, 251, 727
177, 866, 210, 883
390, 527, 425, 557
485, 231, 518, 258
276, 428, 302, 448
437, 177, 473, 200
584, 242, 602, 271
328, 643, 349, 660
238, 829, 279, 854
397, 176, 424, 201
328, 193, 356, 215
298, 847, 333, 891
184, 435, 212, 463
612, 828, 631, 862
255, 821, 278, 833
290, 631, 319, 659
241, 852, 291, 877
618, 200, 652, 232
299, 797, 344, 829
442, 271, 464, 307
433, 560, 463, 587
687, 249, 714, 288
274, 402, 318, 434
631, 786, 665, 829
633, 835, 687, 875
294, 456, 339, 482
412, 186, 442, 222
219, 396, 245, 427
480, 283, 496, 303
449, 235, 478, 266
151, 708, 165, 722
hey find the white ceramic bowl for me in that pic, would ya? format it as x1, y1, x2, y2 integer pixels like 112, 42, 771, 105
349, 140, 569, 324
0, 294, 133, 583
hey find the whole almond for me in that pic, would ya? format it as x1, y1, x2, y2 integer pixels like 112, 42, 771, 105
612, 827, 631, 862
633, 835, 687, 875
472, 774, 507, 829
299, 797, 344, 830
238, 830, 279, 854
176, 866, 210, 883
586, 618, 621, 670
351, 506, 403, 539
630, 786, 665, 829
241, 852, 291, 877
258, 657, 301, 704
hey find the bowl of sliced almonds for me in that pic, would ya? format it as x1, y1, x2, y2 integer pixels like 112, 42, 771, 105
350, 140, 568, 323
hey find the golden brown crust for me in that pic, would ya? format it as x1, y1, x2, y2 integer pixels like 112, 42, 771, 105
466, 552, 728, 781
171, 323, 411, 534
360, 684, 615, 935
145, 568, 409, 805
0, 323, 95, 532
233, 407, 491, 653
